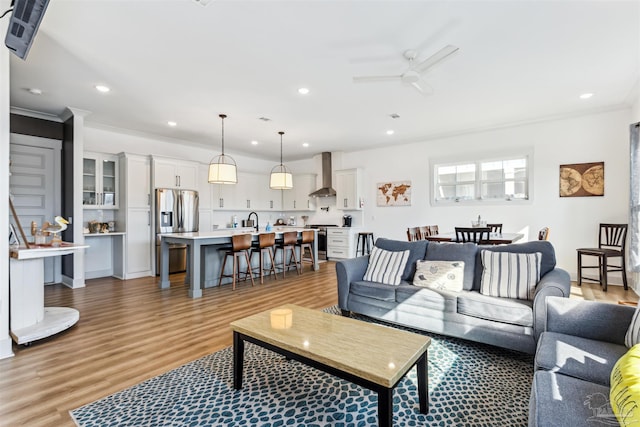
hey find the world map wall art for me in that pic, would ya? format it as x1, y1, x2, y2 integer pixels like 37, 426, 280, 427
559, 161, 604, 197
377, 180, 412, 206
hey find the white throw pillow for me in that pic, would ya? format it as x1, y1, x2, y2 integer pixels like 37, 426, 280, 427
480, 251, 542, 300
625, 307, 640, 348
413, 260, 465, 292
363, 246, 410, 286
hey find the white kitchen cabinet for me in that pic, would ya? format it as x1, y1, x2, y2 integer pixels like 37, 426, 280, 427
116, 153, 153, 278
326, 227, 360, 259
125, 208, 152, 276
211, 172, 281, 211
83, 152, 119, 209
198, 164, 212, 210
152, 157, 198, 190
335, 168, 363, 210
282, 173, 316, 211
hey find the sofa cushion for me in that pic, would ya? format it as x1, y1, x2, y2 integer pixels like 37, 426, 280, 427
350, 280, 398, 302
395, 284, 457, 313
480, 251, 541, 300
413, 260, 464, 292
625, 306, 640, 348
374, 238, 428, 281
473, 240, 556, 290
529, 370, 613, 427
535, 331, 627, 387
610, 344, 640, 426
425, 241, 477, 291
363, 246, 410, 285
457, 291, 533, 327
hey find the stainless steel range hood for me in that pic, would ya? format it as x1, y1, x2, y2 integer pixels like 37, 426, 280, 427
309, 152, 337, 197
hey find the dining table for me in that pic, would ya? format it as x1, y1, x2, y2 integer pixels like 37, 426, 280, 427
425, 232, 524, 245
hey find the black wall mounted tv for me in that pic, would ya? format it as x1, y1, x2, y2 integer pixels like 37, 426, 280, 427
4, 0, 50, 60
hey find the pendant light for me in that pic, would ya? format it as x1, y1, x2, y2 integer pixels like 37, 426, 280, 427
208, 114, 237, 184
270, 131, 293, 190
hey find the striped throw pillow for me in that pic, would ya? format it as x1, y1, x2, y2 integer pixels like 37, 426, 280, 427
480, 251, 542, 300
625, 308, 640, 348
363, 246, 410, 286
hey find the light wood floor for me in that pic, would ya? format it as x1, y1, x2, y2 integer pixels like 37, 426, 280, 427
0, 261, 636, 427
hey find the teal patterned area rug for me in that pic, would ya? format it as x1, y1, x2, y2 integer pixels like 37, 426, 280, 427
70, 307, 533, 426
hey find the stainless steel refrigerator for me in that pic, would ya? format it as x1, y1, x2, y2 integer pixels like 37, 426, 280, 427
155, 188, 199, 274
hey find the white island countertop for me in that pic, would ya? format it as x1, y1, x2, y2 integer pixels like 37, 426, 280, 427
159, 228, 309, 240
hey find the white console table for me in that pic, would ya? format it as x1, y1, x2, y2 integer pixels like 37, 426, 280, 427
9, 243, 88, 345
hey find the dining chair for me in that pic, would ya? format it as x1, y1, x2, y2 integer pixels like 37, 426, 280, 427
487, 223, 503, 233
455, 227, 491, 244
418, 226, 431, 239
538, 227, 550, 241
428, 225, 439, 236
576, 223, 628, 292
407, 227, 421, 241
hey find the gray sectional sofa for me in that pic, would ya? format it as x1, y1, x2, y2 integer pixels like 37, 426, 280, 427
336, 238, 571, 354
530, 296, 636, 426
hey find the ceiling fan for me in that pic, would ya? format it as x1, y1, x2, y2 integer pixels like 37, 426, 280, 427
352, 45, 459, 94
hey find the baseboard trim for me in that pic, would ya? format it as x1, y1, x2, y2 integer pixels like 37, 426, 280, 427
0, 337, 14, 359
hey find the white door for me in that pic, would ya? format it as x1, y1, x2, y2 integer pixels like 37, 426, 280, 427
10, 140, 61, 284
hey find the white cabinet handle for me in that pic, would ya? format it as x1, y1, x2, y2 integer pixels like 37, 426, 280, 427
293, 200, 297, 209
270, 200, 273, 209
343, 198, 348, 208
219, 198, 224, 208
247, 200, 250, 209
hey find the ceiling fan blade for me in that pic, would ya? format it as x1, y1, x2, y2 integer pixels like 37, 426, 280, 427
415, 45, 459, 73
411, 79, 434, 96
352, 75, 401, 83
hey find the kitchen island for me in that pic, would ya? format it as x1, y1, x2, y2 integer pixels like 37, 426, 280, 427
159, 228, 318, 298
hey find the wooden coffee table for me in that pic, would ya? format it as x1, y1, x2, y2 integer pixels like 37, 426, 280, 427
230, 304, 431, 426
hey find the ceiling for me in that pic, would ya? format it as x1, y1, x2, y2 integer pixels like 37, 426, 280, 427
8, 0, 640, 162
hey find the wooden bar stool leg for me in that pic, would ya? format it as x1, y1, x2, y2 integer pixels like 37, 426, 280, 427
577, 252, 582, 286
244, 251, 255, 287
218, 252, 229, 287
266, 248, 278, 280
601, 254, 607, 292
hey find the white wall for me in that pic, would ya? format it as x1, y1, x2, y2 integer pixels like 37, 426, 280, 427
316, 109, 631, 281
1, 0, 14, 359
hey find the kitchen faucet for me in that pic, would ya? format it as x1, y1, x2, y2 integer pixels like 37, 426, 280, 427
247, 211, 259, 232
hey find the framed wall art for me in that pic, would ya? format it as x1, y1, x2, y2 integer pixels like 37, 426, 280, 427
559, 162, 604, 197
377, 180, 412, 206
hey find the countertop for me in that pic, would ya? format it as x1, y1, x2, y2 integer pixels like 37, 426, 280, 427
159, 228, 310, 240
83, 232, 126, 237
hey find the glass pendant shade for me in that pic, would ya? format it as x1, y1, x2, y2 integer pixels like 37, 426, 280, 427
270, 131, 293, 190
208, 114, 237, 184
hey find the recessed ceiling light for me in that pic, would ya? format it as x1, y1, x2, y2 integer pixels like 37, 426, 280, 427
27, 88, 42, 95
580, 93, 593, 99
251, 140, 259, 145
386, 130, 395, 135
302, 142, 309, 147
298, 87, 310, 95
95, 85, 110, 93
258, 117, 271, 122
390, 113, 400, 119
167, 121, 177, 127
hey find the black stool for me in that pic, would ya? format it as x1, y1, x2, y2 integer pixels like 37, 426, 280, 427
356, 232, 374, 256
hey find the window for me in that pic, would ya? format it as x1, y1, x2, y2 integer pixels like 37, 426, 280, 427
433, 155, 530, 204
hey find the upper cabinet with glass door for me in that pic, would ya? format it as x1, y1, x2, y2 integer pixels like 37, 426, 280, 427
83, 152, 119, 209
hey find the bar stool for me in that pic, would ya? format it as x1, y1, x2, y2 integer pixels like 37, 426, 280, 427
250, 232, 278, 284
218, 234, 256, 290
356, 232, 375, 256
296, 230, 315, 273
275, 231, 300, 277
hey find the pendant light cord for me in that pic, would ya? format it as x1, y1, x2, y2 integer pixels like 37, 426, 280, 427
219, 114, 227, 155
279, 131, 284, 166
